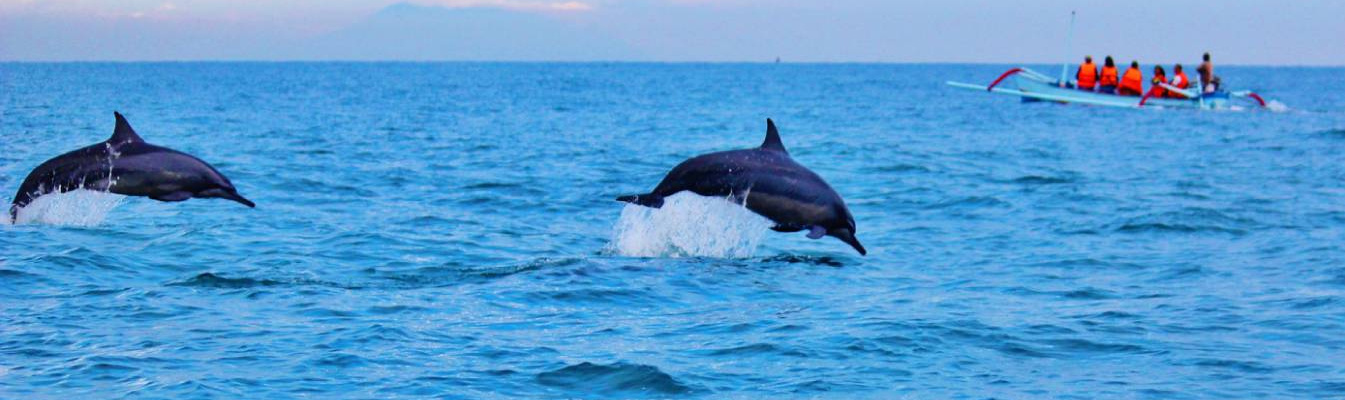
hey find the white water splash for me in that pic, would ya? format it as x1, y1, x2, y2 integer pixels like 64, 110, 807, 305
1264, 100, 1290, 113
608, 192, 773, 258
10, 190, 126, 227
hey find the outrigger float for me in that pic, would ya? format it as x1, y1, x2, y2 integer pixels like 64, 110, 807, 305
946, 67, 1268, 110
946, 11, 1268, 110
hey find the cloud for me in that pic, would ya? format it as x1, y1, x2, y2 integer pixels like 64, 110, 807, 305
412, 0, 593, 12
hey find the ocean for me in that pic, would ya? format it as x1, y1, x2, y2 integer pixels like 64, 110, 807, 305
2, 62, 1344, 398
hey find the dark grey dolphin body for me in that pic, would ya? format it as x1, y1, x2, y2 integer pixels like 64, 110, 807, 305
9, 112, 254, 222
617, 119, 866, 255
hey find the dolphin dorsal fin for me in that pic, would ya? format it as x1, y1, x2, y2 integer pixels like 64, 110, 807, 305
760, 118, 788, 153
110, 112, 145, 144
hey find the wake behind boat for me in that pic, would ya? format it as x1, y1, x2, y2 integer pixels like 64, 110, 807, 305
946, 66, 1268, 110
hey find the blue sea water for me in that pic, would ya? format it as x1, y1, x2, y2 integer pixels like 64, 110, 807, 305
1, 62, 1344, 399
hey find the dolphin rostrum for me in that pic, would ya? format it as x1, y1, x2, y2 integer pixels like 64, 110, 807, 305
9, 112, 254, 222
617, 119, 865, 255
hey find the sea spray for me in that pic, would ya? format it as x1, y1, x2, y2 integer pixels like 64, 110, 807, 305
11, 189, 126, 227
608, 192, 773, 258
1265, 100, 1290, 113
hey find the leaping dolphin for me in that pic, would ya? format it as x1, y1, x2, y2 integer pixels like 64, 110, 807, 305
9, 112, 254, 222
617, 119, 866, 255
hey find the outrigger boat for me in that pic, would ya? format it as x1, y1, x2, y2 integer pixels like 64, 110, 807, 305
947, 11, 1268, 110
946, 67, 1268, 110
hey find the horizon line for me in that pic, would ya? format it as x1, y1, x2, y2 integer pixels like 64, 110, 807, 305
3, 60, 1343, 68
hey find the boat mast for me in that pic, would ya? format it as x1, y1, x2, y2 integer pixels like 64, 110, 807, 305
1059, 11, 1076, 86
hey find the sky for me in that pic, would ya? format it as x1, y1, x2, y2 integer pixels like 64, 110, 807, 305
1, 0, 1343, 64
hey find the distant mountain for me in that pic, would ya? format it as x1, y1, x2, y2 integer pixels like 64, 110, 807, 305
299, 2, 639, 61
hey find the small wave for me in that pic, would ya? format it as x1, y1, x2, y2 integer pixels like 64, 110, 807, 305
607, 192, 772, 258
871, 163, 930, 173
0, 268, 38, 279
168, 272, 352, 289
1116, 222, 1246, 235
168, 272, 288, 288
310, 353, 370, 368
1074, 311, 1142, 320
1040, 338, 1148, 355
461, 181, 525, 190
1004, 286, 1117, 300
1316, 128, 1345, 138
1111, 209, 1253, 235
777, 379, 882, 393
1266, 296, 1339, 310
1009, 175, 1075, 185
376, 257, 580, 287
700, 343, 808, 357
1186, 358, 1276, 374
1264, 100, 1290, 112
924, 195, 1009, 210
759, 254, 845, 267
527, 288, 657, 305
1026, 258, 1146, 270
536, 362, 695, 395
11, 189, 126, 226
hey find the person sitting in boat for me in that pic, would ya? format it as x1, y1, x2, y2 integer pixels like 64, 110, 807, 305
1118, 61, 1144, 96
1167, 64, 1191, 98
1076, 56, 1098, 91
1098, 56, 1119, 94
1197, 52, 1215, 93
1150, 65, 1168, 98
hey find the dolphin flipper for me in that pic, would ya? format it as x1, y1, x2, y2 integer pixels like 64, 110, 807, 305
616, 194, 665, 208
150, 191, 193, 202
807, 226, 827, 239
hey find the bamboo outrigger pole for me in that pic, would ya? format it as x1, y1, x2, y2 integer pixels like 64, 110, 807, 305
1059, 11, 1076, 86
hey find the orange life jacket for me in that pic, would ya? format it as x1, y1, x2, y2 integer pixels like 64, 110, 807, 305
1076, 62, 1097, 89
1168, 71, 1191, 98
1119, 67, 1143, 95
1099, 66, 1119, 87
1173, 71, 1190, 89
1151, 73, 1167, 97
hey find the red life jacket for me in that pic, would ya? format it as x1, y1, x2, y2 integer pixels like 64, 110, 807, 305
1151, 73, 1167, 97
1076, 62, 1097, 89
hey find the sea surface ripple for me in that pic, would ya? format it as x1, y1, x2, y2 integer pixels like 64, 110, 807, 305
2, 63, 1344, 398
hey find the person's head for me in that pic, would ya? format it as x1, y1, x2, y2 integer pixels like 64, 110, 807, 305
1105, 56, 1114, 67
1153, 65, 1165, 75
1085, 56, 1092, 63
1203, 52, 1211, 62
1131, 61, 1139, 68
1175, 64, 1183, 72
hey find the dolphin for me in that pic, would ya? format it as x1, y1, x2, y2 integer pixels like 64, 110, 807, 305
9, 112, 254, 222
617, 119, 866, 255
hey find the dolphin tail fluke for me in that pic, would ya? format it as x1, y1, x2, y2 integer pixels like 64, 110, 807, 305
616, 194, 665, 209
